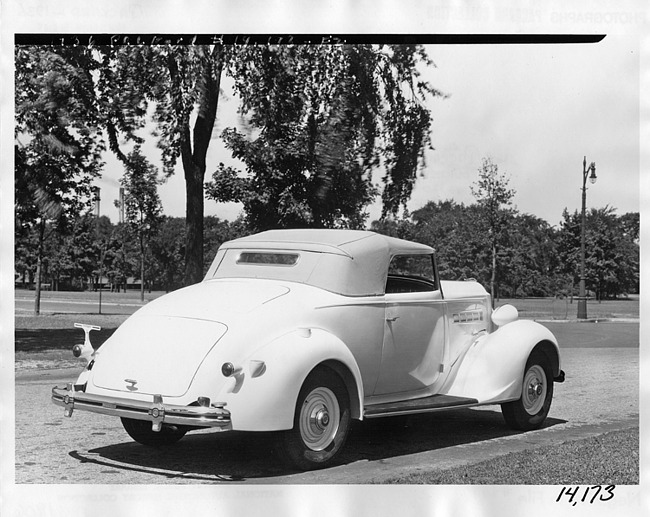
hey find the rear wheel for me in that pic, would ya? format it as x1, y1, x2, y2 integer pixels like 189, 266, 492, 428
277, 367, 351, 470
121, 417, 188, 446
501, 350, 554, 431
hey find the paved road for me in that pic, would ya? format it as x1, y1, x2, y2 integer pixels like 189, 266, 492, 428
15, 291, 151, 316
14, 321, 638, 484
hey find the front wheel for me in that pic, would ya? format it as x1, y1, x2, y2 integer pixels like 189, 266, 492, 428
501, 350, 554, 431
277, 367, 351, 471
121, 417, 188, 446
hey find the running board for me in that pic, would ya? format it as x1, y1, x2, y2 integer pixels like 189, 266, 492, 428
364, 394, 479, 419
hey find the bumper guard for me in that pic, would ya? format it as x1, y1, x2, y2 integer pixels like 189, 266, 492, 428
52, 383, 231, 431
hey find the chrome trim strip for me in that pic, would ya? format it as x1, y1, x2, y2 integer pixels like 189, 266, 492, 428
52, 386, 231, 428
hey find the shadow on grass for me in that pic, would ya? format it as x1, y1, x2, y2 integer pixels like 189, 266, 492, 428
15, 328, 116, 353
66, 408, 566, 483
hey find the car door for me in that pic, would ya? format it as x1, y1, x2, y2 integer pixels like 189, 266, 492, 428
372, 254, 446, 396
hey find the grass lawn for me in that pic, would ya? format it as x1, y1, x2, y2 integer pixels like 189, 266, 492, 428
381, 428, 639, 485
15, 312, 129, 330
14, 293, 639, 331
497, 296, 639, 320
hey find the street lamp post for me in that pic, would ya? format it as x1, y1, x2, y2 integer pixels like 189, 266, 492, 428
92, 186, 104, 315
578, 156, 597, 319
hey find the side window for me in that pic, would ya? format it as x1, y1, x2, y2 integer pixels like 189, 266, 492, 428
386, 254, 438, 293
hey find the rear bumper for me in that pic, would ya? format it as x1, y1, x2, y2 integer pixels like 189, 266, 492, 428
52, 383, 231, 431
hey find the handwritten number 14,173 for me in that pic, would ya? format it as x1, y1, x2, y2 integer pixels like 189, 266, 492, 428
556, 485, 615, 505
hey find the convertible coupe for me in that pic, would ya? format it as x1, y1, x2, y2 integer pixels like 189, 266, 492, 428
53, 229, 564, 470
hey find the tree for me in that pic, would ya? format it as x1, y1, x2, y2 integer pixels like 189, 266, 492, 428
146, 216, 247, 293
93, 45, 226, 286
371, 214, 416, 242
619, 212, 640, 242
17, 44, 438, 286
120, 146, 163, 300
207, 44, 441, 231
15, 46, 104, 313
409, 200, 489, 283
498, 213, 557, 297
148, 217, 186, 292
63, 214, 120, 292
14, 216, 38, 288
203, 215, 248, 273
470, 158, 516, 304
557, 207, 639, 299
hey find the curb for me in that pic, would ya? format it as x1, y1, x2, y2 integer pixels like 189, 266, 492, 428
15, 366, 81, 382
535, 318, 639, 324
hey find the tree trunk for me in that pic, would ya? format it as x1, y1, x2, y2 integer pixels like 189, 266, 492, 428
490, 243, 497, 308
178, 46, 224, 286
183, 167, 205, 285
140, 230, 145, 302
33, 219, 45, 316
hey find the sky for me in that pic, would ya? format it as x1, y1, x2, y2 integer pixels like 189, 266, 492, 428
95, 33, 641, 228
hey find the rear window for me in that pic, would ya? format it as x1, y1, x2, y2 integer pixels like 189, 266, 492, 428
236, 252, 300, 266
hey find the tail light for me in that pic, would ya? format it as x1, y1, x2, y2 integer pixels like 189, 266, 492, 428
221, 362, 241, 377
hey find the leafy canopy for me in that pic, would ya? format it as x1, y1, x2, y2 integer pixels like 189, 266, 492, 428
15, 46, 105, 228
207, 44, 443, 230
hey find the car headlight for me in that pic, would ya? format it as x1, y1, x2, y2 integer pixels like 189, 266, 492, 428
491, 304, 519, 327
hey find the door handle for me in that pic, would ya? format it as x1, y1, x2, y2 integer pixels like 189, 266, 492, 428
386, 316, 400, 322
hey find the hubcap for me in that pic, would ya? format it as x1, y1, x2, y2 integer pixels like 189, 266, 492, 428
313, 409, 330, 428
299, 387, 340, 451
522, 365, 547, 415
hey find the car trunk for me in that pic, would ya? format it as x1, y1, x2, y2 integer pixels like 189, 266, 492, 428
89, 280, 290, 397
91, 315, 228, 397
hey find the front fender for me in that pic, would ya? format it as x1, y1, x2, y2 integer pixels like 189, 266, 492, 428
217, 328, 364, 432
444, 320, 560, 404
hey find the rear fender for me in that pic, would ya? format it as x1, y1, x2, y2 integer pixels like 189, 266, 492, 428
218, 328, 363, 431
444, 320, 560, 404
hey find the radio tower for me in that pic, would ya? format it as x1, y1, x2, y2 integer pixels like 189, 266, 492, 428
94, 187, 101, 217
119, 187, 125, 223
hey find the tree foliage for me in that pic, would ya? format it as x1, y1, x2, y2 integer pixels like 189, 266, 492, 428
207, 44, 442, 231
15, 214, 247, 294
498, 214, 559, 297
16, 44, 440, 285
120, 147, 163, 229
118, 146, 163, 300
374, 199, 638, 300
92, 44, 226, 285
16, 198, 639, 300
15, 46, 105, 313
409, 200, 489, 281
470, 157, 516, 303
15, 46, 104, 228
556, 207, 639, 299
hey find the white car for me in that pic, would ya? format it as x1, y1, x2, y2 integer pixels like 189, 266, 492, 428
53, 229, 564, 470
